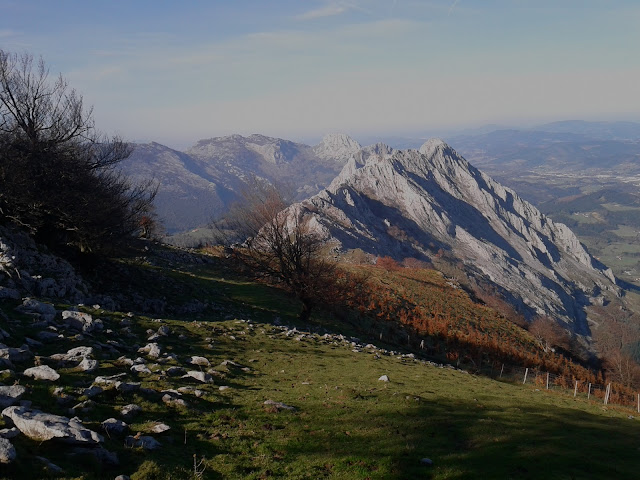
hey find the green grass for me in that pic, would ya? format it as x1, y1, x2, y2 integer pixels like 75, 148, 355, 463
2, 254, 640, 479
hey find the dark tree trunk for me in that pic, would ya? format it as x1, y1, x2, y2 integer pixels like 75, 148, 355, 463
299, 297, 314, 322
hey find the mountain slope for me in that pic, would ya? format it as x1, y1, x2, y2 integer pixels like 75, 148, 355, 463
123, 134, 360, 233
290, 139, 620, 337
187, 133, 356, 198
121, 142, 236, 233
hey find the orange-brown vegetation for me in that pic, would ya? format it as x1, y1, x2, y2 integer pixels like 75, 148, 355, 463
333, 263, 639, 397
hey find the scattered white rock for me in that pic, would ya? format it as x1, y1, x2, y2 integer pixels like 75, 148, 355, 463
161, 393, 187, 408
378, 375, 389, 382
138, 343, 161, 359
102, 418, 128, 436
189, 356, 210, 367
182, 371, 213, 383
150, 422, 170, 433
23, 365, 60, 381
263, 400, 296, 411
2, 406, 103, 444
0, 385, 27, 408
0, 437, 16, 464
120, 404, 142, 419
80, 385, 103, 398
130, 364, 152, 374
115, 382, 140, 394
94, 373, 127, 386
125, 435, 161, 450
78, 357, 98, 372
62, 310, 102, 333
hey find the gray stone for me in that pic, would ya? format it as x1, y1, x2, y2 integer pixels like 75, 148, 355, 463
36, 330, 60, 342
70, 400, 95, 414
150, 422, 170, 433
189, 355, 210, 367
78, 357, 98, 372
124, 435, 161, 450
165, 366, 185, 377
161, 393, 187, 408
0, 427, 19, 439
177, 386, 204, 397
378, 375, 389, 382
0, 385, 27, 408
81, 385, 103, 398
23, 365, 60, 381
0, 437, 16, 463
102, 418, 128, 436
69, 446, 119, 466
18, 298, 56, 317
263, 400, 296, 411
115, 382, 140, 394
62, 310, 102, 333
2, 406, 103, 444
182, 371, 213, 383
120, 404, 141, 419
130, 364, 152, 374
94, 372, 127, 385
0, 344, 33, 363
35, 455, 63, 473
138, 342, 161, 359
115, 475, 131, 480
420, 457, 434, 466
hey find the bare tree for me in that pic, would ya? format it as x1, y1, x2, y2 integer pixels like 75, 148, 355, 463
528, 316, 572, 354
0, 50, 156, 253
219, 178, 337, 322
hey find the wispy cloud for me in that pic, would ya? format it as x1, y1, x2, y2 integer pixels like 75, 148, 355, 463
0, 29, 17, 38
295, 3, 348, 21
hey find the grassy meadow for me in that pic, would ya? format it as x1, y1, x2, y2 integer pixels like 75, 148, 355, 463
1, 252, 640, 479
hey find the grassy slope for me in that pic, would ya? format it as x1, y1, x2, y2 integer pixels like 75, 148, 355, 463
1, 253, 639, 479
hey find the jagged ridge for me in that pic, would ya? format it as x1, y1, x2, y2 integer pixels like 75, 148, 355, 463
291, 139, 619, 338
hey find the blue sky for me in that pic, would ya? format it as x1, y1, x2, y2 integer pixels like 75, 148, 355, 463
2, 0, 639, 148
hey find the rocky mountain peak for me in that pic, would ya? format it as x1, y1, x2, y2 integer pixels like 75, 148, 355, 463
418, 137, 448, 156
292, 139, 619, 339
313, 133, 362, 161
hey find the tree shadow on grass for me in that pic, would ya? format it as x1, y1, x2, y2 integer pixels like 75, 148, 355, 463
278, 395, 640, 479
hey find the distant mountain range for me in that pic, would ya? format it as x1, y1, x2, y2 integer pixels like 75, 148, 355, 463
122, 121, 640, 233
121, 133, 361, 232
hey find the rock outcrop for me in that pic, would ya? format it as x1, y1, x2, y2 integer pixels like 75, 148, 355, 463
289, 139, 620, 337
0, 226, 87, 303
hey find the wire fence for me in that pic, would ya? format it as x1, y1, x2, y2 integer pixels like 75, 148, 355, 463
491, 364, 640, 412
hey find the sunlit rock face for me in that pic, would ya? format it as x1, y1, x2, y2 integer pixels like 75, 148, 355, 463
289, 139, 619, 337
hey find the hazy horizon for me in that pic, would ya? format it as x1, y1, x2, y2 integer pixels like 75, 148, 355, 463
3, 1, 640, 149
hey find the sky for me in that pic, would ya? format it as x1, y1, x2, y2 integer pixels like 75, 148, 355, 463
2, 0, 639, 149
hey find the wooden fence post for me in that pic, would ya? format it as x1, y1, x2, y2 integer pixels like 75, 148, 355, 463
420, 339, 424, 350
574, 380, 578, 397
499, 364, 504, 378
587, 383, 591, 400
546, 372, 549, 390
523, 367, 528, 384
637, 393, 639, 414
